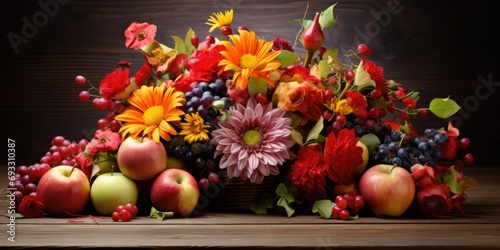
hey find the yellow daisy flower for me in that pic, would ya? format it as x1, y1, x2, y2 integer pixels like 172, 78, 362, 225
206, 9, 234, 33
114, 82, 185, 143
179, 112, 210, 144
218, 30, 282, 90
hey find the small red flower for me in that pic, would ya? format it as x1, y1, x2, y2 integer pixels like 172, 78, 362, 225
282, 65, 320, 84
362, 58, 387, 93
324, 129, 363, 185
345, 90, 368, 119
124, 22, 157, 50
287, 145, 328, 201
86, 129, 122, 156
19, 195, 45, 218
272, 37, 294, 52
134, 63, 153, 86
99, 68, 131, 100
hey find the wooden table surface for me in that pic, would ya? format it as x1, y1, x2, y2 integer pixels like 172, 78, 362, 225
1, 165, 499, 249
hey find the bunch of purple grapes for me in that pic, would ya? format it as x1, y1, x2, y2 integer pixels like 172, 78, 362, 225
166, 78, 230, 189
372, 128, 449, 171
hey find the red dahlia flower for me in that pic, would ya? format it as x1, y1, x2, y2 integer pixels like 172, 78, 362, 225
287, 145, 328, 201
324, 129, 363, 185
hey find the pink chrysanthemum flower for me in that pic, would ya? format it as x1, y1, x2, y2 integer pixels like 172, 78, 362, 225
211, 97, 295, 184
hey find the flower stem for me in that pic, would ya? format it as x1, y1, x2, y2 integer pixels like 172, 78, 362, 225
303, 50, 314, 68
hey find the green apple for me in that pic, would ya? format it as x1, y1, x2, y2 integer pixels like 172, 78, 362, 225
90, 172, 138, 215
94, 152, 119, 174
354, 141, 369, 178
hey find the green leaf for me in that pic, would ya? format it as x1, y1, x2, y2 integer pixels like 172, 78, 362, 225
183, 28, 196, 56
318, 59, 332, 79
148, 207, 174, 220
319, 3, 337, 29
171, 35, 186, 55
438, 165, 467, 195
399, 122, 412, 135
247, 77, 268, 96
250, 192, 274, 215
275, 182, 288, 197
312, 199, 335, 219
277, 197, 295, 217
276, 50, 298, 67
368, 97, 387, 108
409, 91, 420, 102
299, 19, 312, 30
4, 213, 23, 219
291, 129, 304, 145
429, 97, 461, 119
359, 133, 381, 155
322, 48, 339, 61
305, 116, 324, 144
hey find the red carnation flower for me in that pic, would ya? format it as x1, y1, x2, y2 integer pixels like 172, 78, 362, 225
99, 68, 131, 100
324, 129, 363, 185
188, 44, 230, 82
362, 58, 387, 93
345, 90, 368, 119
272, 37, 294, 52
287, 145, 328, 201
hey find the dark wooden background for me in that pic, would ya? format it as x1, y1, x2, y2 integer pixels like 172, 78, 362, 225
1, 0, 498, 167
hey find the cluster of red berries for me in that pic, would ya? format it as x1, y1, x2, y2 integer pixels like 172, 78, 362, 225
111, 203, 138, 222
331, 194, 365, 220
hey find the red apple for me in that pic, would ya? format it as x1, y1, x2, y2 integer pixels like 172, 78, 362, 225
358, 164, 415, 217
36, 165, 90, 217
150, 168, 199, 217
117, 136, 167, 181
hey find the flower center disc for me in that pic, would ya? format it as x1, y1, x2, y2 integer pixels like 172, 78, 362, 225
239, 54, 258, 69
243, 129, 261, 147
143, 106, 164, 125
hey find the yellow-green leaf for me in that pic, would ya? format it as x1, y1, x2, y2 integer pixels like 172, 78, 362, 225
305, 116, 324, 144
291, 129, 304, 145
277, 197, 295, 217
319, 59, 332, 79
171, 35, 186, 55
276, 50, 298, 67
354, 60, 376, 90
429, 97, 461, 119
183, 28, 196, 56
319, 3, 337, 29
312, 199, 335, 219
248, 77, 268, 96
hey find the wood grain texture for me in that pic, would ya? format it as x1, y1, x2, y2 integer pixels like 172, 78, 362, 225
1, 0, 499, 165
0, 165, 499, 249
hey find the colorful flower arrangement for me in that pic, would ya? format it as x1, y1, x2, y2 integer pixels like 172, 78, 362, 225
12, 3, 478, 220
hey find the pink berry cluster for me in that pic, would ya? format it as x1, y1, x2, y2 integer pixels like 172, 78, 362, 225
331, 194, 365, 220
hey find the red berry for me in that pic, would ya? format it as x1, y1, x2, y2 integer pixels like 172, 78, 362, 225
238, 25, 249, 31
79, 91, 91, 102
40, 155, 52, 165
346, 69, 355, 82
370, 89, 382, 99
368, 107, 380, 119
205, 35, 215, 44
254, 92, 269, 106
18, 166, 29, 176
75, 75, 87, 85
115, 205, 126, 213
463, 153, 474, 165
220, 25, 232, 36
119, 209, 132, 222
52, 136, 65, 146
111, 212, 120, 222
331, 206, 342, 218
339, 209, 350, 220
335, 115, 347, 127
78, 139, 89, 151
198, 178, 210, 190
97, 118, 109, 130
335, 195, 348, 210
460, 138, 470, 149
417, 109, 428, 117
208, 172, 219, 184
190, 35, 199, 47
109, 120, 121, 132
124, 203, 139, 217
357, 44, 371, 57
323, 89, 333, 102
67, 143, 80, 156
354, 195, 365, 208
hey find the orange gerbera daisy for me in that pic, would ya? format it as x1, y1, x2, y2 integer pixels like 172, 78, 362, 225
114, 82, 185, 143
218, 30, 282, 90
